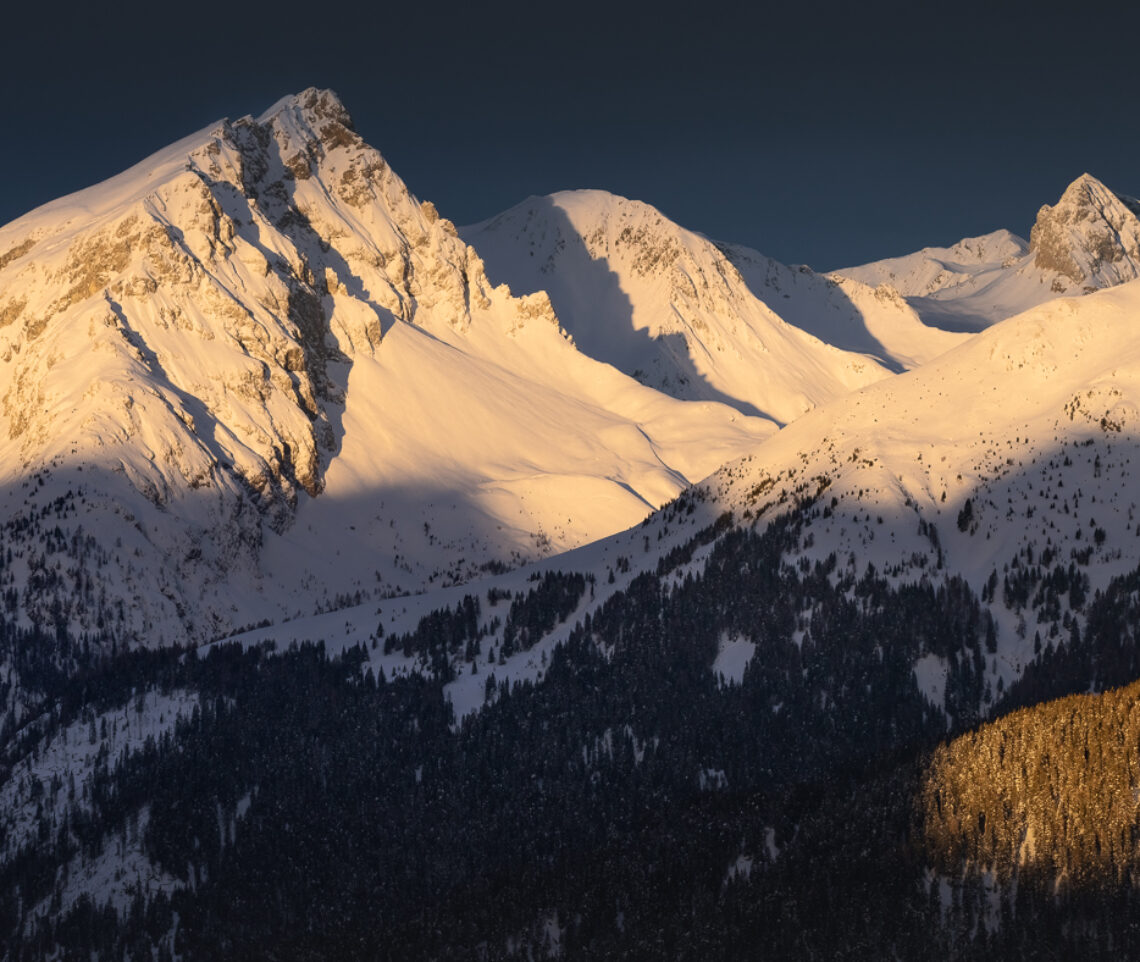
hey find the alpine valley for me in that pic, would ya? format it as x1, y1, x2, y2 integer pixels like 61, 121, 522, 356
3, 90, 1140, 959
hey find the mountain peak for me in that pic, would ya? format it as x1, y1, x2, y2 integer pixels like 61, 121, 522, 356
1062, 170, 1105, 192
1029, 172, 1140, 291
257, 87, 354, 130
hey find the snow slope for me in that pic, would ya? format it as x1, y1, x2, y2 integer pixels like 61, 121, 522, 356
0, 89, 773, 649
0, 690, 200, 920
233, 276, 1140, 722
715, 241, 968, 370
677, 275, 1140, 696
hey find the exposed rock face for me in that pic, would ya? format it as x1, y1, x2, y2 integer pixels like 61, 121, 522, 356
0, 89, 493, 514
1030, 173, 1140, 292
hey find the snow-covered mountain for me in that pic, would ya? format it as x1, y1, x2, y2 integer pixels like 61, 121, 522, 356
653, 272, 1140, 706
0, 89, 774, 648
1, 87, 1131, 687
836, 173, 1140, 331
462, 190, 964, 421
5, 93, 1140, 957
1029, 173, 1140, 290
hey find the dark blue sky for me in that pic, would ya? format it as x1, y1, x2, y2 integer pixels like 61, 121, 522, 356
3, 1, 1137, 269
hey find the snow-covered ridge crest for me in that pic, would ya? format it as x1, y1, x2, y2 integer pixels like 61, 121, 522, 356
833, 229, 1029, 299
462, 189, 963, 424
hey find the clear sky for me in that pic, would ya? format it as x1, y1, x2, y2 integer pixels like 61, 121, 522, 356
2, 1, 1137, 269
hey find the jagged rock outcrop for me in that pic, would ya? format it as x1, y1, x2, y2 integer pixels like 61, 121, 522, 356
1029, 173, 1140, 292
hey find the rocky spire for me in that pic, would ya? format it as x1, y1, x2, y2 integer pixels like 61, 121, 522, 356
1029, 173, 1140, 292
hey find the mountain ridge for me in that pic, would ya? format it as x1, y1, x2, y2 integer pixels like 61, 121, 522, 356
835, 171, 1140, 331
461, 189, 960, 423
1, 89, 1134, 666
0, 89, 774, 649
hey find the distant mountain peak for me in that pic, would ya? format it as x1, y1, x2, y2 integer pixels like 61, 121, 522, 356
1029, 172, 1140, 291
832, 175, 1140, 332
